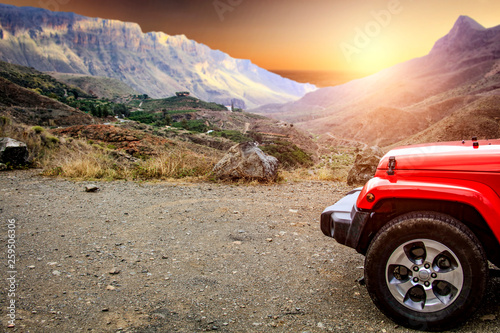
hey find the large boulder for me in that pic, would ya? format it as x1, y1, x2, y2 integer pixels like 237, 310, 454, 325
347, 146, 385, 185
213, 142, 279, 181
0, 137, 29, 167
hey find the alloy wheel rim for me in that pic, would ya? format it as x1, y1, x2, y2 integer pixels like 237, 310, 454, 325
385, 239, 464, 313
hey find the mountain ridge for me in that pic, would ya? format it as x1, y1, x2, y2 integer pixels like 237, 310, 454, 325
0, 4, 316, 109
253, 15, 500, 147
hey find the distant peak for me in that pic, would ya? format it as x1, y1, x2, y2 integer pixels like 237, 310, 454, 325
429, 15, 491, 55
451, 15, 485, 32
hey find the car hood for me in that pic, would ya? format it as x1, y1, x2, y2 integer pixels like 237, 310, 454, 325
378, 139, 500, 173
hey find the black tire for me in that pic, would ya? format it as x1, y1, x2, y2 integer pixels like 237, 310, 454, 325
364, 212, 488, 331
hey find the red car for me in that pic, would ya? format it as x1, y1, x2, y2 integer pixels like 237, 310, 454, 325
321, 138, 500, 331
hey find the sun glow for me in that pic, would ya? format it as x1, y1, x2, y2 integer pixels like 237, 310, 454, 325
349, 42, 399, 74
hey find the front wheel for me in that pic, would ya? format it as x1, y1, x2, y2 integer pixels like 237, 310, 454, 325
365, 212, 488, 331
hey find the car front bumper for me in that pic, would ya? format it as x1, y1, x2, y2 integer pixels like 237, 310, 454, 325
321, 188, 370, 250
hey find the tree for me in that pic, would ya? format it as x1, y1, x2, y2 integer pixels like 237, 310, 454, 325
90, 104, 97, 117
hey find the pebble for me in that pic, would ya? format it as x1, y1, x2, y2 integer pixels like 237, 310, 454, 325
109, 267, 121, 275
481, 314, 496, 321
85, 185, 100, 192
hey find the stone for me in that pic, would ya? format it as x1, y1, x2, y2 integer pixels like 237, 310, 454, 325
480, 314, 496, 321
347, 146, 385, 186
213, 142, 279, 182
85, 185, 100, 192
109, 267, 121, 275
0, 137, 29, 166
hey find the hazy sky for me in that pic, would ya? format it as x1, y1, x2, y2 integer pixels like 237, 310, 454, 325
1, 0, 499, 74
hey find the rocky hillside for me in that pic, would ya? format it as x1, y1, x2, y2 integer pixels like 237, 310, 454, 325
50, 73, 139, 101
0, 76, 94, 126
0, 58, 319, 174
0, 4, 316, 109
253, 16, 500, 147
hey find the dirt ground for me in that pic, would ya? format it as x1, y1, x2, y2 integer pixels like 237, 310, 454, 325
1, 170, 499, 332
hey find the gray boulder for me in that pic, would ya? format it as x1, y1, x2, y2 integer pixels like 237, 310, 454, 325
213, 142, 279, 181
347, 146, 385, 185
0, 138, 29, 167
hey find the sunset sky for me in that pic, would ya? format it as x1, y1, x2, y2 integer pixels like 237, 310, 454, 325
1, 0, 499, 76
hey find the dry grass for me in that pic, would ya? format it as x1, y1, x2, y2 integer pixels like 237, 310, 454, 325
42, 144, 219, 181
279, 150, 355, 182
133, 150, 217, 180
279, 166, 349, 182
0, 117, 219, 180
0, 116, 354, 183
0, 116, 58, 165
42, 144, 131, 180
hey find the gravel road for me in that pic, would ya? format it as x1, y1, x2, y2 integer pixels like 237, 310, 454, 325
1, 170, 499, 332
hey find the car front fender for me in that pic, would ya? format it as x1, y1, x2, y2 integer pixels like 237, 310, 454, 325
357, 176, 500, 241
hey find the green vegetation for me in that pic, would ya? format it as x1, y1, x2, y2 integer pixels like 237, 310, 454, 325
171, 119, 209, 133
32, 126, 44, 134
318, 151, 356, 170
209, 130, 254, 143
0, 61, 137, 119
126, 95, 228, 130
127, 111, 158, 124
0, 61, 92, 101
128, 95, 227, 112
128, 110, 198, 127
261, 140, 313, 169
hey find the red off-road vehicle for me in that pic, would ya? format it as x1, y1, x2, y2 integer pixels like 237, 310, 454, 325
321, 138, 500, 331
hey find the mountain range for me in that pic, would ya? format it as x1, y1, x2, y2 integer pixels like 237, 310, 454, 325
0, 4, 316, 109
253, 16, 500, 147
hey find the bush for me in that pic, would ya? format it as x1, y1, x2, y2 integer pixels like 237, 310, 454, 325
0, 116, 12, 126
172, 119, 209, 133
261, 140, 313, 169
32, 126, 44, 134
209, 130, 253, 143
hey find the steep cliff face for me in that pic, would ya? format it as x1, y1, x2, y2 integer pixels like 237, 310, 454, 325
0, 4, 316, 108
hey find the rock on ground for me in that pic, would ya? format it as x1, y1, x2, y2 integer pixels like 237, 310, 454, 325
347, 146, 385, 186
0, 137, 29, 166
213, 142, 279, 181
